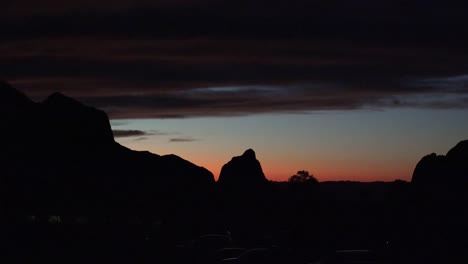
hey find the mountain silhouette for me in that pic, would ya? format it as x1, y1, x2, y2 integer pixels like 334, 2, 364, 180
42, 92, 115, 145
409, 142, 468, 263
218, 149, 268, 188
411, 140, 468, 187
446, 140, 468, 171
0, 81, 215, 218
411, 153, 447, 186
0, 80, 34, 112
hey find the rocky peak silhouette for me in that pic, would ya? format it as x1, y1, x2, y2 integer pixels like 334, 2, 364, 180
43, 92, 85, 109
242, 148, 256, 159
0, 80, 34, 114
218, 148, 267, 187
412, 140, 468, 187
1, 81, 37, 151
411, 153, 447, 185
0, 81, 215, 217
42, 91, 115, 146
446, 140, 468, 162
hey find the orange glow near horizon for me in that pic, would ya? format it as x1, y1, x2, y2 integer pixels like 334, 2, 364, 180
112, 109, 468, 183
167, 156, 413, 183
117, 139, 414, 182
260, 161, 413, 182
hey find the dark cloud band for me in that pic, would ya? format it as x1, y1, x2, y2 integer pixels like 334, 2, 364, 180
112, 129, 148, 137
2, 1, 468, 118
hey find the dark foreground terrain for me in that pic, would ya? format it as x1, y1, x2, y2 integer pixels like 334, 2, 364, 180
4, 178, 467, 264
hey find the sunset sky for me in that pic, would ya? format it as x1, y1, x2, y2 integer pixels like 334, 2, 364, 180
3, 1, 468, 181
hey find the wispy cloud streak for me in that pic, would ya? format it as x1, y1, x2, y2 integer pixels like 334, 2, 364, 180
169, 137, 198, 142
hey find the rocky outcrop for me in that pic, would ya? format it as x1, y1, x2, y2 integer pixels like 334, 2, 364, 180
411, 153, 447, 186
218, 149, 268, 188
411, 140, 468, 186
0, 81, 215, 217
42, 92, 115, 146
446, 140, 468, 160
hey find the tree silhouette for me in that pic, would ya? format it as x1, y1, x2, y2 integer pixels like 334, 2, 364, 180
288, 170, 318, 184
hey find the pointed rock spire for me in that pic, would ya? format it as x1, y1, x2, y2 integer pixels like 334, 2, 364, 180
218, 148, 267, 187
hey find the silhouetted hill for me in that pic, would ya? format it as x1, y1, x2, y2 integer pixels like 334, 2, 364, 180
411, 140, 468, 187
411, 153, 447, 186
0, 81, 215, 220
446, 140, 468, 182
1, 81, 36, 148
218, 149, 268, 188
446, 140, 468, 160
42, 92, 114, 145
408, 141, 468, 263
0, 80, 34, 112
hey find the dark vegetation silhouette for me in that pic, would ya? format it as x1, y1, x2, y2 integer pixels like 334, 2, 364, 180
1, 80, 467, 263
288, 170, 318, 184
